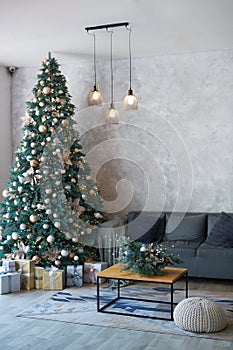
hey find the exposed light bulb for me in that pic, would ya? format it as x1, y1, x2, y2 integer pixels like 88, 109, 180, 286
88, 85, 102, 106
124, 89, 138, 110
105, 103, 119, 124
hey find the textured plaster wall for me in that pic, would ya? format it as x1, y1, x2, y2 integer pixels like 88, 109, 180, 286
0, 67, 11, 201
11, 50, 233, 216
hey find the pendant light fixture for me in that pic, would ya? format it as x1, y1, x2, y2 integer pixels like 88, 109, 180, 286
87, 31, 102, 106
105, 29, 119, 124
124, 27, 138, 110
85, 22, 137, 121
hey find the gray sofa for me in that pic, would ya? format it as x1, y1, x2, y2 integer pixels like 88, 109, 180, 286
125, 211, 233, 280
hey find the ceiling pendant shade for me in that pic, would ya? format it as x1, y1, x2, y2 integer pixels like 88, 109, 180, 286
105, 29, 119, 124
87, 32, 102, 106
124, 88, 138, 110
105, 102, 119, 124
124, 27, 138, 111
88, 84, 102, 106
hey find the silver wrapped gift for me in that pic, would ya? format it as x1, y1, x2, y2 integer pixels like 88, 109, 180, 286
66, 265, 83, 287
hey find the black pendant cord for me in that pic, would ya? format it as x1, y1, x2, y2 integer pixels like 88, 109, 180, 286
128, 27, 132, 91
108, 29, 114, 106
87, 32, 97, 87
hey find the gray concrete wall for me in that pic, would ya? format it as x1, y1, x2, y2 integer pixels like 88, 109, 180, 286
11, 50, 233, 216
0, 66, 12, 201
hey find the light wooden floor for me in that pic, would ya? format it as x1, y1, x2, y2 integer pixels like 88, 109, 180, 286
0, 278, 233, 350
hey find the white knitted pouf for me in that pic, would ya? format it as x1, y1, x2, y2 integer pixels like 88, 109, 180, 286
174, 297, 227, 333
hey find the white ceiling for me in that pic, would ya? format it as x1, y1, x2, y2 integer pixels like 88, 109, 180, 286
0, 0, 233, 67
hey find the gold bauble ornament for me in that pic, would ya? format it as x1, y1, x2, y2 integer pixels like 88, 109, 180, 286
42, 86, 51, 95
32, 255, 40, 264
30, 159, 39, 167
50, 126, 55, 133
38, 125, 47, 133
81, 185, 87, 191
2, 189, 9, 198
61, 119, 69, 126
29, 214, 37, 223
89, 189, 95, 196
71, 178, 76, 183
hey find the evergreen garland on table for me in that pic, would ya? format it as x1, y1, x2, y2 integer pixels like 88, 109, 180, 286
118, 237, 183, 276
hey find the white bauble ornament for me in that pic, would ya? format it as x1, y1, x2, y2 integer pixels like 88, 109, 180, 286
18, 186, 23, 193
43, 223, 49, 229
41, 141, 46, 146
94, 213, 101, 218
55, 259, 61, 266
14, 200, 18, 205
2, 189, 9, 198
54, 222, 61, 228
140, 245, 147, 252
20, 223, 26, 230
80, 231, 85, 235
46, 137, 51, 142
31, 150, 37, 155
46, 209, 52, 215
44, 198, 50, 204
47, 235, 55, 243
45, 188, 53, 195
39, 102, 44, 107
12, 232, 18, 240
53, 213, 58, 218
82, 194, 87, 200
67, 218, 73, 223
53, 118, 58, 124
52, 193, 57, 198
73, 255, 79, 261
60, 169, 66, 174
61, 249, 68, 257
30, 142, 36, 148
29, 214, 37, 223
13, 181, 17, 186
86, 228, 92, 234
38, 125, 47, 133
22, 198, 27, 202
55, 180, 61, 186
7, 234, 12, 240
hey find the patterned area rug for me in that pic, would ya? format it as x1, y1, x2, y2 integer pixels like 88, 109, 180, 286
17, 283, 233, 340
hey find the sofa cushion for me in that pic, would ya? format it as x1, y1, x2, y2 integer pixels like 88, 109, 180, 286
164, 213, 207, 242
207, 214, 219, 236
205, 212, 233, 247
126, 212, 165, 243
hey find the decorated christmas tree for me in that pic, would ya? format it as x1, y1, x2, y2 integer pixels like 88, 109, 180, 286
0, 53, 105, 268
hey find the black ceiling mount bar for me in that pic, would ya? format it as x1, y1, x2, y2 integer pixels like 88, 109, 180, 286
85, 22, 129, 32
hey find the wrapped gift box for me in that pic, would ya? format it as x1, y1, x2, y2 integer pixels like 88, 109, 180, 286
34, 266, 44, 289
66, 265, 83, 287
15, 259, 35, 290
43, 268, 65, 290
2, 259, 16, 272
84, 262, 108, 284
0, 272, 21, 294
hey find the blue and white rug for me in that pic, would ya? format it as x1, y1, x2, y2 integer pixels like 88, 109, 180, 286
17, 283, 233, 340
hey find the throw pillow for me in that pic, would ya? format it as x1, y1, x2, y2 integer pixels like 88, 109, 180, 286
164, 213, 207, 242
205, 212, 233, 247
126, 212, 165, 243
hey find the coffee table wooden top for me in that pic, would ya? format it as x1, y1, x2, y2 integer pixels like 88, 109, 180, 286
97, 263, 188, 283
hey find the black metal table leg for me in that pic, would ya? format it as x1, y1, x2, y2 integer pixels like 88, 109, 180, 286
186, 272, 189, 298
97, 276, 100, 312
171, 283, 174, 320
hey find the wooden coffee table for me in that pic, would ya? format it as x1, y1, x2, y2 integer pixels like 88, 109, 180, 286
97, 263, 188, 321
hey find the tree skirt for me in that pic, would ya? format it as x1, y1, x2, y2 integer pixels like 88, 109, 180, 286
17, 283, 233, 341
